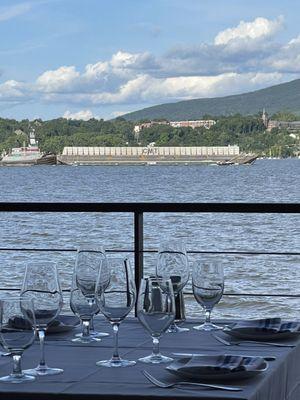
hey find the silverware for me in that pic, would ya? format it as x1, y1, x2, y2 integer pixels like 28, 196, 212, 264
172, 352, 276, 361
142, 370, 242, 392
212, 333, 295, 348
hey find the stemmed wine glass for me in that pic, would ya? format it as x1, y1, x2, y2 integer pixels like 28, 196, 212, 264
156, 240, 189, 333
0, 296, 36, 383
73, 246, 109, 340
95, 257, 136, 368
70, 272, 102, 343
137, 277, 175, 363
21, 262, 64, 376
192, 259, 224, 331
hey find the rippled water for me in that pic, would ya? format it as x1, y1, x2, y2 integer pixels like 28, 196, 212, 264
0, 159, 299, 319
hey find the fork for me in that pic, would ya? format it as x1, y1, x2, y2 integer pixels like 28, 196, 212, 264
142, 370, 242, 392
212, 334, 295, 348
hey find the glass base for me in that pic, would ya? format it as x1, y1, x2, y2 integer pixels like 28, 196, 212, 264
96, 358, 136, 368
0, 373, 35, 383
72, 335, 101, 343
193, 322, 223, 331
0, 351, 11, 357
24, 366, 63, 376
167, 322, 189, 333
138, 353, 173, 364
90, 330, 109, 338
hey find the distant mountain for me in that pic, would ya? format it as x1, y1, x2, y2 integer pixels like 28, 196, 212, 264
123, 79, 300, 121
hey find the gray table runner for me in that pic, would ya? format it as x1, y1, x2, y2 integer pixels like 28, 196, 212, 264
0, 318, 299, 400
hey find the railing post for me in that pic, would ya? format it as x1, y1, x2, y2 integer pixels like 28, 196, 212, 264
134, 211, 144, 315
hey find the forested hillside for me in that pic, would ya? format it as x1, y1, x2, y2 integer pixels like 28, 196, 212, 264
0, 113, 298, 157
123, 79, 300, 121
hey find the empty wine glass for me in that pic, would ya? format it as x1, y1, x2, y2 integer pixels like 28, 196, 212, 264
137, 277, 175, 363
21, 262, 64, 376
95, 257, 136, 368
70, 272, 102, 343
192, 259, 224, 331
156, 240, 189, 333
0, 296, 36, 383
74, 246, 109, 339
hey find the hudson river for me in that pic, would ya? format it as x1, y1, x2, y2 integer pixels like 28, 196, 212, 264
0, 158, 299, 320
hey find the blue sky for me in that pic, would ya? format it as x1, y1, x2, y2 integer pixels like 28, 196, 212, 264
1, 0, 300, 120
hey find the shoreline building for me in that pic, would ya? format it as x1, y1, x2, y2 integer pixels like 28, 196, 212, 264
133, 119, 216, 136
262, 109, 300, 132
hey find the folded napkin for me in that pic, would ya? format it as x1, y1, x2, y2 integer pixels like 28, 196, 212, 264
177, 355, 264, 374
230, 318, 300, 334
8, 316, 61, 330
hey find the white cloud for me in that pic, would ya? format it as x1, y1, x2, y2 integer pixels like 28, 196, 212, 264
0, 80, 27, 101
0, 2, 32, 22
214, 16, 284, 45
0, 16, 299, 112
37, 66, 80, 92
63, 110, 95, 121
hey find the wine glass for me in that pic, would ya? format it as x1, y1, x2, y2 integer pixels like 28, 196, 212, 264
70, 272, 102, 343
137, 277, 175, 363
192, 259, 224, 331
74, 246, 109, 339
95, 257, 136, 368
156, 240, 189, 333
0, 296, 36, 383
20, 262, 64, 376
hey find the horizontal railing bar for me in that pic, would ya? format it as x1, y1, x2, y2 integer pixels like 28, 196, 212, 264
0, 288, 299, 297
0, 248, 299, 256
184, 292, 300, 297
0, 202, 299, 213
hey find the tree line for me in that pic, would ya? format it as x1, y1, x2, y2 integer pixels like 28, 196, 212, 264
0, 113, 299, 157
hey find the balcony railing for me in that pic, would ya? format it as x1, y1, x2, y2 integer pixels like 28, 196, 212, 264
0, 202, 299, 299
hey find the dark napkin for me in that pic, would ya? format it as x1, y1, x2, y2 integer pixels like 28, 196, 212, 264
176, 354, 265, 373
7, 315, 77, 332
230, 318, 300, 334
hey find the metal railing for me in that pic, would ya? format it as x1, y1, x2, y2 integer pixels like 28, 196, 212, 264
0, 202, 299, 298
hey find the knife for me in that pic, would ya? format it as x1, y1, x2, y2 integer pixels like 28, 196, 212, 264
172, 352, 276, 361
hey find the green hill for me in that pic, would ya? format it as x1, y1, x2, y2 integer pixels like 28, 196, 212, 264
123, 78, 300, 121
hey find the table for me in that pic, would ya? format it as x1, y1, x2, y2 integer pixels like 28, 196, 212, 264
0, 318, 300, 400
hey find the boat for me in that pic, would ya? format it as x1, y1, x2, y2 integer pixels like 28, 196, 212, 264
0, 128, 56, 166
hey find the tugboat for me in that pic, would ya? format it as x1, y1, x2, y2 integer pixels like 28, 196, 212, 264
1, 128, 56, 166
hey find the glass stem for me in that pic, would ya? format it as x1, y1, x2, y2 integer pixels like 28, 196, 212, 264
82, 320, 90, 337
152, 336, 160, 356
112, 323, 120, 361
12, 354, 22, 377
90, 316, 94, 331
38, 329, 46, 368
205, 310, 211, 324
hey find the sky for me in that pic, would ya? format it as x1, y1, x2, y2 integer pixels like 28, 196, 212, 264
1, 0, 300, 121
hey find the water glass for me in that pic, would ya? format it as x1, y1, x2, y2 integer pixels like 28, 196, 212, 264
156, 240, 190, 333
137, 277, 175, 363
192, 259, 224, 331
95, 257, 136, 367
0, 296, 36, 383
21, 262, 64, 376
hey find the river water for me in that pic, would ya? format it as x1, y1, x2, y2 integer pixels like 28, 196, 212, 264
0, 159, 299, 320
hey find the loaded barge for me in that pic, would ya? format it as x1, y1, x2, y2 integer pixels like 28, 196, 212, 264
58, 145, 247, 165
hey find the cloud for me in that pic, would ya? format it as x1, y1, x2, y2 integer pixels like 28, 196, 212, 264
37, 66, 80, 92
0, 80, 28, 101
0, 2, 32, 22
0, 16, 299, 112
63, 110, 95, 121
214, 16, 284, 45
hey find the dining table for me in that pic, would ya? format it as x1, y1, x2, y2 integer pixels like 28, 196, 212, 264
0, 317, 299, 400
